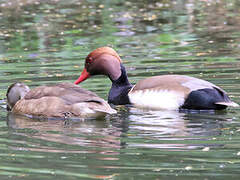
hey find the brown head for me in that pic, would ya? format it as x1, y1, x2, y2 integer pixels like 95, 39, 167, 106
75, 47, 122, 84
6, 83, 30, 111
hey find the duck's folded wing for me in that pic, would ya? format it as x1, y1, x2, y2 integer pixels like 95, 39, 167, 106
24, 83, 101, 103
131, 75, 227, 97
22, 83, 116, 116
13, 97, 70, 117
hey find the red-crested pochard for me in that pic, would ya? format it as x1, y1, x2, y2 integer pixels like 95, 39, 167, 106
75, 47, 238, 110
7, 82, 116, 118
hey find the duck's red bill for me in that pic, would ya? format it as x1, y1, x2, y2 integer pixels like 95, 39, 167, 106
74, 68, 90, 84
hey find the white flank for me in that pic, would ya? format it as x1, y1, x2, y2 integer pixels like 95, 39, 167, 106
128, 89, 185, 110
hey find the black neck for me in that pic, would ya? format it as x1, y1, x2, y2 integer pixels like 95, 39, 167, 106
108, 64, 133, 105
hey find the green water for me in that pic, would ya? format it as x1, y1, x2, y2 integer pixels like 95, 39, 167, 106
0, 0, 240, 179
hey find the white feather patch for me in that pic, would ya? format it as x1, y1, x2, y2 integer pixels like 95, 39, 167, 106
128, 89, 185, 110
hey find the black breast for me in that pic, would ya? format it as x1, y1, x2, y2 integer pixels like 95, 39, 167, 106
108, 64, 133, 105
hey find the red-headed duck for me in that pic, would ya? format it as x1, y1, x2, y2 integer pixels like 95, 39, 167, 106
75, 47, 238, 110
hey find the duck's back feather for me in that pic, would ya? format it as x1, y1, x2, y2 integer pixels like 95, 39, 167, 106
13, 83, 116, 118
130, 75, 224, 96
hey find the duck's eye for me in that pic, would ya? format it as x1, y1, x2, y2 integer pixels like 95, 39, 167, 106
86, 57, 93, 64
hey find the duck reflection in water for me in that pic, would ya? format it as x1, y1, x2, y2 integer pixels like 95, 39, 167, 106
7, 106, 228, 152
121, 107, 228, 150
7, 112, 123, 154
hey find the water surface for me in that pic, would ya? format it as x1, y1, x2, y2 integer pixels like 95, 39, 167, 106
0, 0, 240, 179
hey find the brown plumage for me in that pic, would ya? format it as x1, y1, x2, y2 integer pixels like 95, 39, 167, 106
6, 82, 116, 118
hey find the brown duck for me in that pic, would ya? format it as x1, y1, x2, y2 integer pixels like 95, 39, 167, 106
7, 82, 116, 118
75, 47, 238, 110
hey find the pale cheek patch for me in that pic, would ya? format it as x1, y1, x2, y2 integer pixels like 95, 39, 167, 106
128, 89, 185, 110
